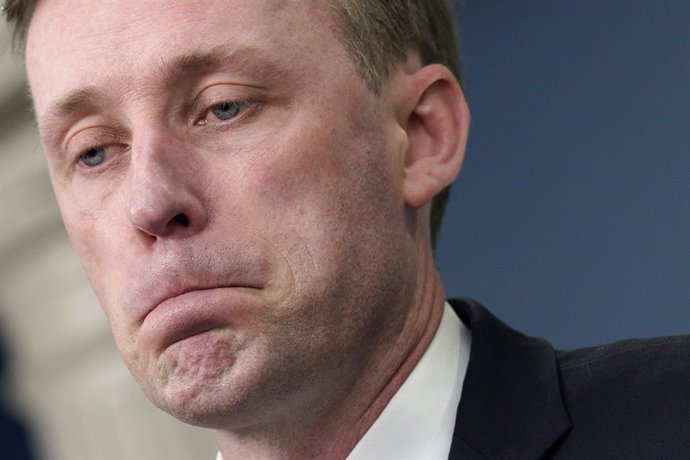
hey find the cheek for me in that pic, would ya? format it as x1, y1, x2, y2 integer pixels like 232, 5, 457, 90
240, 121, 406, 302
247, 117, 398, 221
55, 184, 134, 327
53, 173, 122, 262
59, 201, 104, 289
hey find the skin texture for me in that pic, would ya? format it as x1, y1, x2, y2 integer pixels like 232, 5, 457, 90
25, 0, 469, 458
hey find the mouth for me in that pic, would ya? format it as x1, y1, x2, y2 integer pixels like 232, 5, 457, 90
139, 285, 262, 352
144, 284, 259, 321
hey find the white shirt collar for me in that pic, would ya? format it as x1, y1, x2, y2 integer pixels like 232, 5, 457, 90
217, 303, 471, 460
347, 302, 471, 460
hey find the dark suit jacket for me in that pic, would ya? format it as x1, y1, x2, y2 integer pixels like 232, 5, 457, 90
447, 298, 690, 459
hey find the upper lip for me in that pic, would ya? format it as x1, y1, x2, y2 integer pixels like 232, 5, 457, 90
126, 245, 275, 325
141, 282, 262, 325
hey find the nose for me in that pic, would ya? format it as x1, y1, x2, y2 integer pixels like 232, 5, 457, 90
127, 129, 208, 239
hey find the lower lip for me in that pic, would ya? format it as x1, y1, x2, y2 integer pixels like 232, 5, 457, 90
141, 287, 259, 351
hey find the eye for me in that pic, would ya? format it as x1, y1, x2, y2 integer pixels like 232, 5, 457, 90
209, 101, 244, 121
78, 146, 108, 167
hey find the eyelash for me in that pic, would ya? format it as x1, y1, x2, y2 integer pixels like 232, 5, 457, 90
194, 99, 253, 127
75, 143, 127, 171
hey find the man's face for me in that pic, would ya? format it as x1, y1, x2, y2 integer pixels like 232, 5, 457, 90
26, 0, 418, 427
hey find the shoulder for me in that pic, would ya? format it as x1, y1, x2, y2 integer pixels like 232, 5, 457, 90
558, 333, 690, 395
446, 299, 690, 458
554, 335, 690, 456
559, 334, 690, 383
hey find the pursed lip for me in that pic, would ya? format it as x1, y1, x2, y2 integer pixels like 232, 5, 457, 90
139, 284, 262, 351
140, 282, 263, 325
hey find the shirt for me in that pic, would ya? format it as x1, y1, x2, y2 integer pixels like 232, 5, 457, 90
347, 302, 471, 459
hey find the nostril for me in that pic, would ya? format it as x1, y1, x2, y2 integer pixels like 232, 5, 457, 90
172, 214, 189, 227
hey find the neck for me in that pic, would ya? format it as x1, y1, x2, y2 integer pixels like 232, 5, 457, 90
215, 244, 445, 460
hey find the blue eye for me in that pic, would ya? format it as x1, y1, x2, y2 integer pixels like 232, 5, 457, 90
79, 146, 107, 167
210, 101, 243, 121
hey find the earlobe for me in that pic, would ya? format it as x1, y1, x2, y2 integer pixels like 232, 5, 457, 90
401, 64, 470, 209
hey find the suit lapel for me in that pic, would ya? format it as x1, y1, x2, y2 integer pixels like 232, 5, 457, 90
448, 299, 571, 459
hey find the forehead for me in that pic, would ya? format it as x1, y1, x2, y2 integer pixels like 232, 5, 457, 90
25, 0, 347, 117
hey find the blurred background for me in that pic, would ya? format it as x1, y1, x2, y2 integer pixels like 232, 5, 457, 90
439, 1, 690, 349
1, 2, 689, 459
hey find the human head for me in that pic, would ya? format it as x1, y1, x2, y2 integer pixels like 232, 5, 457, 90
20, 1, 469, 454
3, 0, 461, 247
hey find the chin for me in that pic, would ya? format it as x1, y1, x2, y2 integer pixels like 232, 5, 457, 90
157, 385, 243, 428
122, 337, 232, 425
140, 363, 252, 428
137, 341, 277, 429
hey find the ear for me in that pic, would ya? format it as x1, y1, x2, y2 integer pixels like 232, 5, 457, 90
399, 64, 470, 209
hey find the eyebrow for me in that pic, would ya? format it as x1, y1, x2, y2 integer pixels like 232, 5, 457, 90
162, 44, 283, 86
164, 46, 243, 83
39, 45, 280, 140
42, 87, 101, 126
